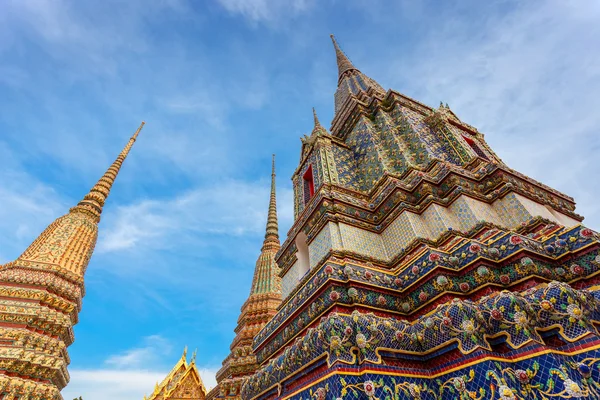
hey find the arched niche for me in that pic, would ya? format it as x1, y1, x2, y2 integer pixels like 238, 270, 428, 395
295, 231, 310, 280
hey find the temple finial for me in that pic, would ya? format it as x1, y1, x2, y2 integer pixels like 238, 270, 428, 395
312, 107, 321, 128
183, 346, 188, 360
310, 108, 328, 136
313, 107, 321, 128
330, 34, 358, 82
264, 154, 279, 245
70, 121, 144, 223
191, 349, 197, 364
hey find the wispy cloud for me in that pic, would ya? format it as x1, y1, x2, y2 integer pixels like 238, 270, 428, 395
215, 0, 313, 23
98, 179, 294, 253
105, 335, 172, 369
62, 369, 168, 400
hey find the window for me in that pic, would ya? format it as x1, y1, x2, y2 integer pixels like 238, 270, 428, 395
462, 135, 489, 161
303, 165, 315, 204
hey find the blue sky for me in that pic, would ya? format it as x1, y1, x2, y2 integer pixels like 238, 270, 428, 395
0, 0, 599, 399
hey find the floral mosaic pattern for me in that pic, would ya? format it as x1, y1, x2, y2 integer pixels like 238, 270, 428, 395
243, 282, 600, 398
256, 225, 599, 361
245, 348, 600, 400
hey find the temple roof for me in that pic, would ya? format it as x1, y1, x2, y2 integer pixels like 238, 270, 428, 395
145, 348, 207, 400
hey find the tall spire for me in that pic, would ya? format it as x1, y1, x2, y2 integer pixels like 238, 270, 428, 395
213, 157, 283, 396
264, 154, 279, 245
71, 121, 145, 223
9, 122, 145, 280
0, 123, 144, 399
330, 34, 359, 83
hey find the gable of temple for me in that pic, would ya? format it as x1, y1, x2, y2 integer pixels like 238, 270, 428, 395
145, 349, 207, 400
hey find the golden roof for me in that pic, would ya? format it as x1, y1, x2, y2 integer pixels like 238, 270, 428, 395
145, 348, 207, 400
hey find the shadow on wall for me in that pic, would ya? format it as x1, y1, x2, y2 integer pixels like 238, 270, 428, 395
295, 231, 309, 280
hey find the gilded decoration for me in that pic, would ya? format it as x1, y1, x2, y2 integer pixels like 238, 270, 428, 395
145, 349, 207, 400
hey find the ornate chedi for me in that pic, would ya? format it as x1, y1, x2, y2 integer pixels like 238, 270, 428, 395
0, 123, 144, 399
144, 348, 207, 400
207, 156, 282, 400
241, 36, 600, 399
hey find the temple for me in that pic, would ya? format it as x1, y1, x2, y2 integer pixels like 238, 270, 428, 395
239, 36, 600, 399
4, 33, 599, 400
144, 348, 207, 400
0, 123, 144, 399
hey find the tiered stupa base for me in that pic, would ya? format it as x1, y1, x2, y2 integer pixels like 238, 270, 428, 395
243, 224, 600, 399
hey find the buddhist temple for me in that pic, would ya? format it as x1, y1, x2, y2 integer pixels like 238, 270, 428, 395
0, 123, 144, 399
239, 36, 600, 399
144, 348, 207, 400
3, 32, 600, 400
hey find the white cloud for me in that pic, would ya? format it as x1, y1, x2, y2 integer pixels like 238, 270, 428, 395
61, 335, 218, 400
105, 335, 172, 369
98, 179, 294, 253
216, 0, 313, 23
61, 367, 218, 400
62, 369, 168, 400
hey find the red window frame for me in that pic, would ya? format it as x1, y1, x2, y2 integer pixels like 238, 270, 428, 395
462, 135, 490, 161
303, 165, 315, 198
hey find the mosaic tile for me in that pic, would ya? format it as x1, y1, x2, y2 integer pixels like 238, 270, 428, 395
339, 223, 388, 260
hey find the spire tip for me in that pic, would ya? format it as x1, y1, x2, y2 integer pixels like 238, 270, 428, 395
271, 154, 276, 175
330, 34, 357, 81
312, 107, 321, 128
132, 121, 145, 140
264, 155, 279, 244
70, 123, 143, 222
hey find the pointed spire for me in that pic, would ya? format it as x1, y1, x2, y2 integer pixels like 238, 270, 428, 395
313, 107, 321, 128
330, 34, 358, 82
182, 346, 188, 361
310, 107, 328, 136
8, 122, 144, 279
329, 35, 385, 117
191, 349, 197, 364
70, 121, 145, 223
264, 154, 279, 245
